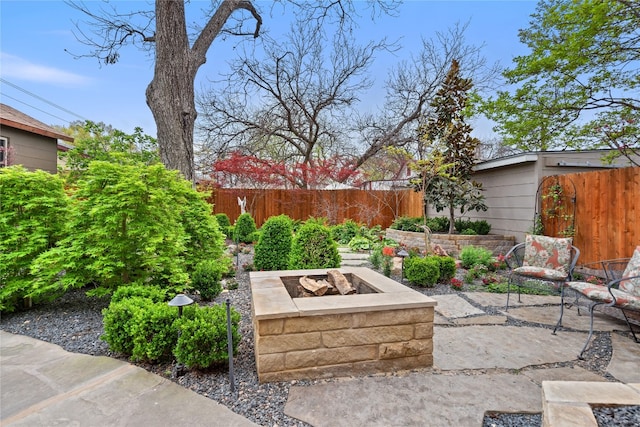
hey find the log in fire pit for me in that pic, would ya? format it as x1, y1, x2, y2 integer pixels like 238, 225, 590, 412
250, 267, 437, 382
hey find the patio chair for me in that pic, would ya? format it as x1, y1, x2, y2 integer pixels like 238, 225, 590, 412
504, 234, 580, 313
556, 246, 640, 359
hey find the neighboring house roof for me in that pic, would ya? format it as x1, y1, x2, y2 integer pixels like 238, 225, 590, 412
0, 103, 74, 142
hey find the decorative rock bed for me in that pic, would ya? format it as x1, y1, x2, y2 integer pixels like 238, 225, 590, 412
250, 267, 437, 382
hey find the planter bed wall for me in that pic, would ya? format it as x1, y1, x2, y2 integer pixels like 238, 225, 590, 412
385, 229, 515, 258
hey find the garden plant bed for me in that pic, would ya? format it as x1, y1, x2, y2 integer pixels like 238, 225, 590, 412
385, 228, 515, 257
250, 267, 437, 382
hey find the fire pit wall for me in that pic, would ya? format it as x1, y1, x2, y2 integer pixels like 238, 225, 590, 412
250, 267, 437, 383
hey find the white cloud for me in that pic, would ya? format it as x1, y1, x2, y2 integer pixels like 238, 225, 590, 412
0, 52, 92, 86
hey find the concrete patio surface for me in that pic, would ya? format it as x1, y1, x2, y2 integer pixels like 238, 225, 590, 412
284, 291, 640, 427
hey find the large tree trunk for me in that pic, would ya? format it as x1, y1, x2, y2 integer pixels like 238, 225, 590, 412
146, 0, 262, 183
146, 0, 196, 182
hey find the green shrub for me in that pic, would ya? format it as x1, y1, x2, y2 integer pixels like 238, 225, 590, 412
454, 219, 491, 235
348, 235, 372, 252
0, 166, 70, 312
390, 216, 424, 232
464, 264, 489, 283
332, 219, 361, 244
214, 213, 232, 237
404, 256, 440, 287
435, 256, 457, 282
425, 216, 450, 233
111, 284, 168, 304
191, 260, 226, 301
289, 221, 341, 269
459, 245, 493, 269
233, 213, 257, 243
173, 305, 241, 369
30, 162, 226, 296
101, 297, 148, 355
254, 215, 293, 271
369, 248, 383, 269
461, 228, 478, 235
129, 301, 179, 362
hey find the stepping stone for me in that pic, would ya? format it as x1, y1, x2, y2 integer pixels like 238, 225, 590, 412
607, 333, 640, 383
433, 325, 588, 370
506, 306, 628, 331
285, 371, 541, 427
463, 292, 561, 308
431, 294, 485, 319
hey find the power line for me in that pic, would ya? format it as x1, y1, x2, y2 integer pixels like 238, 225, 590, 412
0, 78, 89, 122
1, 93, 72, 124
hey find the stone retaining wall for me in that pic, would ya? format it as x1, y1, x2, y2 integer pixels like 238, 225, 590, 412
385, 229, 516, 258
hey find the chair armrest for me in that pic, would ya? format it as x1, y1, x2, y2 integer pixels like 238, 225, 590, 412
607, 274, 640, 305
568, 246, 580, 280
504, 242, 526, 270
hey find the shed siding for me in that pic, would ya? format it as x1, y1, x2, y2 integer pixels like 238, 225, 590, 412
0, 127, 57, 173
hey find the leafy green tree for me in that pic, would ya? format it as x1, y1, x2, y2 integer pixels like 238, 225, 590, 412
31, 161, 224, 297
0, 167, 70, 311
58, 121, 159, 181
415, 59, 487, 233
482, 0, 639, 165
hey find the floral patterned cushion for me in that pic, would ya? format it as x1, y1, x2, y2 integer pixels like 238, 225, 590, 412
620, 246, 640, 297
523, 234, 573, 276
513, 266, 568, 281
567, 281, 640, 311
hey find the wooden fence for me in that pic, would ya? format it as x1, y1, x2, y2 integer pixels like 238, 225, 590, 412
543, 167, 640, 265
207, 188, 423, 229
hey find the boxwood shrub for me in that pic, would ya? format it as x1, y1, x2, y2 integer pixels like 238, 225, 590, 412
289, 221, 341, 269
173, 305, 241, 369
254, 215, 293, 271
404, 256, 440, 287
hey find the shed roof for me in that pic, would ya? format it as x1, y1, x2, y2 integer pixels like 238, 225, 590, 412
0, 103, 74, 142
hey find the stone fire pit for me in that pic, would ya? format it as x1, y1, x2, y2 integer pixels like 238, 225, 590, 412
249, 267, 437, 382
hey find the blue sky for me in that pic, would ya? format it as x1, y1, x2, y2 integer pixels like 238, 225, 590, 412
0, 0, 538, 139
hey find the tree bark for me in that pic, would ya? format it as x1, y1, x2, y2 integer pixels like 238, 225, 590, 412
146, 0, 261, 182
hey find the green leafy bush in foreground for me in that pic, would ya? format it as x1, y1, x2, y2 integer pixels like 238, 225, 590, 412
173, 305, 241, 369
102, 286, 241, 367
0, 166, 70, 312
404, 256, 440, 287
234, 213, 258, 243
191, 260, 227, 301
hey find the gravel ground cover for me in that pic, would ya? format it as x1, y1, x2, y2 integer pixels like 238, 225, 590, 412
0, 249, 629, 427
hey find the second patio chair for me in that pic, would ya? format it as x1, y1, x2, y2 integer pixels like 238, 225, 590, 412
504, 234, 580, 315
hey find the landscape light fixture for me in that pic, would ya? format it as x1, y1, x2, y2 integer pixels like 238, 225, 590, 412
397, 249, 409, 281
168, 294, 194, 317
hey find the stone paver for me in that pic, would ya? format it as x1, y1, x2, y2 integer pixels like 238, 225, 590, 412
434, 325, 587, 370
431, 294, 484, 319
607, 333, 640, 383
506, 305, 628, 331
285, 371, 541, 427
463, 292, 561, 308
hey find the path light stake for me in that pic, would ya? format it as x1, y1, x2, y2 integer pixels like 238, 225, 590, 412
226, 298, 236, 394
168, 294, 194, 377
397, 249, 409, 282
